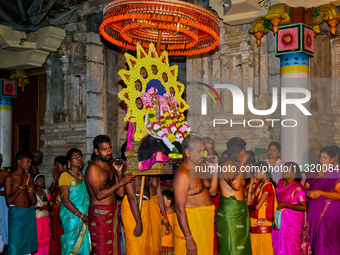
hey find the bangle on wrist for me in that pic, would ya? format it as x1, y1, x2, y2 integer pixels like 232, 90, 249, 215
80, 213, 84, 220
185, 235, 193, 240
75, 210, 80, 217
18, 186, 23, 189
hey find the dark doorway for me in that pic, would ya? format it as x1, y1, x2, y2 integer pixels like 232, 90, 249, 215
16, 123, 32, 152
11, 74, 46, 167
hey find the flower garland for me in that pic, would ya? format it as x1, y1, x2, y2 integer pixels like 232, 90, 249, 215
159, 95, 183, 142
141, 92, 181, 158
164, 93, 191, 138
118, 44, 190, 144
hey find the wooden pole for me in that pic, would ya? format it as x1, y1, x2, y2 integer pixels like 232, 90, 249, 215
156, 29, 162, 55
139, 176, 146, 210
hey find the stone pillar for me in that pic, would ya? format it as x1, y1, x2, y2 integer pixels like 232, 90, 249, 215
0, 97, 12, 167
280, 53, 309, 167
86, 32, 105, 158
276, 23, 313, 167
44, 58, 53, 124
60, 55, 69, 123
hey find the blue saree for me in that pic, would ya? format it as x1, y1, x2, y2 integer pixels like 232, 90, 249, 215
60, 172, 90, 255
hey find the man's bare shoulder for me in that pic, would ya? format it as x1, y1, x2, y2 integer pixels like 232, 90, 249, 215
4, 173, 13, 183
85, 162, 100, 175
174, 164, 189, 177
0, 170, 9, 177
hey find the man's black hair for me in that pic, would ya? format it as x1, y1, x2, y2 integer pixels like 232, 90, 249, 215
226, 137, 246, 156
93, 135, 111, 150
15, 151, 33, 164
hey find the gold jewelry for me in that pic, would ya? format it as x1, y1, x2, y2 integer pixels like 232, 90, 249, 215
80, 213, 84, 220
67, 162, 70, 170
61, 193, 70, 198
27, 187, 33, 193
17, 186, 23, 189
75, 210, 80, 217
67, 170, 83, 180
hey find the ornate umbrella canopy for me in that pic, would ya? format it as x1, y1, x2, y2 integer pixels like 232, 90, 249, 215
100, 0, 220, 56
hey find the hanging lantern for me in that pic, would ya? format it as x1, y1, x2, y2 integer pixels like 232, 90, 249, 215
100, 0, 220, 56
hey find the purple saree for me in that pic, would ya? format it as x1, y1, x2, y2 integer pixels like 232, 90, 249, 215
306, 170, 340, 255
272, 179, 307, 255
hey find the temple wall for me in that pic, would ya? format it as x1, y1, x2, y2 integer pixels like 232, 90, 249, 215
39, 2, 126, 184
38, 2, 186, 185
186, 22, 340, 164
187, 23, 280, 160
37, 1, 340, 183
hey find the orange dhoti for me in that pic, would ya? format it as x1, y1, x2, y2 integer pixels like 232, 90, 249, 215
161, 212, 175, 255
174, 205, 215, 255
121, 195, 152, 255
150, 195, 162, 255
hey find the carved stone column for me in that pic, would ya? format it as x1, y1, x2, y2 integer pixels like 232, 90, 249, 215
60, 55, 69, 123
44, 57, 53, 124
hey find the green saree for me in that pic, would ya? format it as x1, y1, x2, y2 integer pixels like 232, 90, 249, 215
60, 172, 90, 255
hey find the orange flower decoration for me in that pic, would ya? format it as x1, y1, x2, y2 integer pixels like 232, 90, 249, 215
100, 0, 220, 56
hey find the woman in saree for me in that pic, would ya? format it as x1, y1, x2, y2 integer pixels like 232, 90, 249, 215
247, 161, 277, 255
49, 156, 67, 255
265, 142, 285, 184
306, 146, 340, 255
272, 162, 308, 255
59, 148, 90, 255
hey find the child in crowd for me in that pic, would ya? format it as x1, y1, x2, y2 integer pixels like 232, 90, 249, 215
34, 174, 51, 255
161, 190, 175, 255
247, 161, 277, 255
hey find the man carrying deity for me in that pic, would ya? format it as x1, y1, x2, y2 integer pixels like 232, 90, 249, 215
85, 135, 135, 255
121, 139, 171, 255
173, 135, 218, 255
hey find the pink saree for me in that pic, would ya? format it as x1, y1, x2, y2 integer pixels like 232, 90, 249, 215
272, 180, 307, 255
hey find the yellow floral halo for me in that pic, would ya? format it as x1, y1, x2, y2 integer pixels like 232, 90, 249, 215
118, 43, 189, 141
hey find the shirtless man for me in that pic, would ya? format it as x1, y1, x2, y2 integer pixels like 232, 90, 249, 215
215, 137, 252, 255
30, 150, 43, 176
4, 151, 38, 255
121, 167, 171, 254
0, 153, 9, 253
85, 135, 135, 255
173, 135, 218, 255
